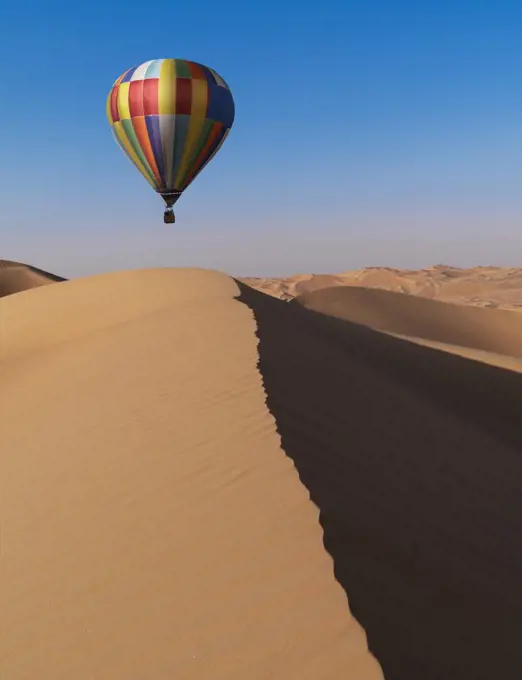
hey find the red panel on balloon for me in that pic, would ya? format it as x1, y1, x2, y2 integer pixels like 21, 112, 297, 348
129, 80, 144, 117
143, 78, 159, 116
175, 78, 192, 115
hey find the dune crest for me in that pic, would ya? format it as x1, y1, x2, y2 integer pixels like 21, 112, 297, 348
0, 259, 66, 298
238, 281, 522, 680
0, 268, 382, 680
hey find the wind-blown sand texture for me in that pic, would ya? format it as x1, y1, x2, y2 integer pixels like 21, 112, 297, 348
2, 267, 522, 679
0, 269, 382, 680
242, 264, 522, 310
0, 259, 66, 298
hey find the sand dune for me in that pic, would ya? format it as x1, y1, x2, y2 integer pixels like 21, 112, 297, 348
386, 336, 522, 374
3, 267, 522, 679
242, 264, 522, 310
0, 259, 66, 298
0, 269, 382, 680
296, 285, 522, 367
238, 282, 522, 680
3, 258, 521, 311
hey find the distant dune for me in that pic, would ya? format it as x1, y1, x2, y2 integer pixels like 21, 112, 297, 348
2, 266, 522, 679
0, 259, 66, 298
296, 285, 522, 371
3, 259, 522, 311
241, 264, 522, 310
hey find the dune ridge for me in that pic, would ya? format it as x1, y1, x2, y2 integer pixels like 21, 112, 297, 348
238, 281, 522, 680
0, 268, 382, 680
0, 259, 66, 298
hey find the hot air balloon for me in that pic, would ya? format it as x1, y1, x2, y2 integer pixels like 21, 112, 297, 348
106, 59, 235, 224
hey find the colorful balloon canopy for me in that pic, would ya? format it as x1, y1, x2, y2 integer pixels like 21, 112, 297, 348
106, 58, 235, 219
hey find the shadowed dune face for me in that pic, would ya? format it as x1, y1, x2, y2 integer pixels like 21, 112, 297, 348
241, 264, 522, 310
297, 285, 522, 359
237, 281, 522, 680
0, 259, 66, 298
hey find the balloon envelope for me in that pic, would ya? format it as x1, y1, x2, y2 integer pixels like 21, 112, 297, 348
106, 59, 235, 199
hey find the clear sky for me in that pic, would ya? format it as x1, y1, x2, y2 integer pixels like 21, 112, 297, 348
1, 0, 522, 277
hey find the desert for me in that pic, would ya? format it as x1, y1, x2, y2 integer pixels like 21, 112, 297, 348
1, 262, 522, 679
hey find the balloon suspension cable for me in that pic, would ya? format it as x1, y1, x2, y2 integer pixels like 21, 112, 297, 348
160, 190, 182, 208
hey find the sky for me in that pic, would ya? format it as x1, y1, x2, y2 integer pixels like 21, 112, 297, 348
1, 0, 522, 277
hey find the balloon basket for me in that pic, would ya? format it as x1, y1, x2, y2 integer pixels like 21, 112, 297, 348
164, 209, 175, 224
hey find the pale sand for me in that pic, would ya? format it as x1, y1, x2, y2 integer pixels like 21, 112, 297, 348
0, 268, 382, 680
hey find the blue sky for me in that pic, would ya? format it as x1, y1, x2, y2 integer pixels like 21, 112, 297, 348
1, 0, 522, 277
